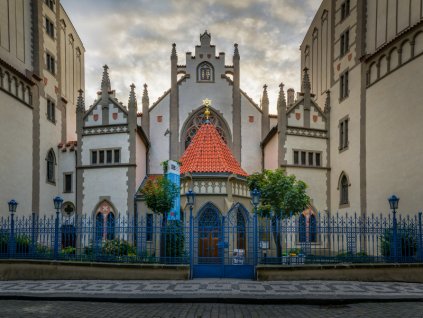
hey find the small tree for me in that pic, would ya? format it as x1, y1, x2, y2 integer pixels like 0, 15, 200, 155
247, 168, 310, 258
140, 174, 180, 262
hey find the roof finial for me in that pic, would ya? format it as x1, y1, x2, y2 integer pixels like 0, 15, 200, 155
203, 98, 212, 121
261, 84, 269, 110
302, 67, 311, 93
171, 43, 177, 59
277, 83, 286, 111
234, 43, 239, 58
76, 89, 85, 113
128, 83, 136, 106
324, 90, 331, 113
101, 64, 111, 92
142, 83, 149, 104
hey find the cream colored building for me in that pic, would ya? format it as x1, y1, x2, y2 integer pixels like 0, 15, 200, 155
0, 0, 84, 216
291, 0, 423, 215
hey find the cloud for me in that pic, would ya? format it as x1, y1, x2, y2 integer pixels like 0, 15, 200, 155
61, 0, 318, 113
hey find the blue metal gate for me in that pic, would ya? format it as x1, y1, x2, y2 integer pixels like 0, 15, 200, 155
192, 203, 255, 279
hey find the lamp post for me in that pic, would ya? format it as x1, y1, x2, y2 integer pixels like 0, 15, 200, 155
251, 188, 261, 268
53, 196, 63, 259
186, 189, 195, 279
388, 195, 399, 262
8, 200, 18, 257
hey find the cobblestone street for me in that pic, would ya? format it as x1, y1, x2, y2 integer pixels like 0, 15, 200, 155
1, 300, 422, 318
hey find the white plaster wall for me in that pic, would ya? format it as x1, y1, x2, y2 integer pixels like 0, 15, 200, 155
286, 167, 327, 213
263, 134, 278, 170
329, 66, 361, 214
366, 55, 423, 215
0, 93, 33, 216
82, 168, 128, 217
81, 134, 130, 166
287, 105, 304, 127
136, 134, 147, 190
310, 105, 326, 130
58, 150, 76, 206
39, 96, 62, 216
241, 95, 262, 174
285, 135, 327, 166
366, 0, 423, 54
0, 0, 33, 73
149, 94, 170, 174
178, 76, 233, 136
108, 104, 127, 125
84, 102, 102, 127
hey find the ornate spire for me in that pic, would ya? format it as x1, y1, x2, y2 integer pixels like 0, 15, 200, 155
261, 84, 269, 108
234, 43, 240, 58
302, 67, 311, 93
277, 83, 286, 111
101, 64, 111, 92
128, 83, 137, 107
76, 89, 85, 113
142, 83, 149, 105
324, 90, 331, 114
171, 43, 177, 59
200, 30, 211, 46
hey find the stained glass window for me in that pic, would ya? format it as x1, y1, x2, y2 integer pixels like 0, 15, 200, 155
184, 111, 227, 149
198, 62, 214, 82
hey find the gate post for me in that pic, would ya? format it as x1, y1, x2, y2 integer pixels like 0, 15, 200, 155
253, 212, 258, 267
391, 209, 398, 262
418, 212, 423, 262
54, 210, 60, 260
9, 212, 16, 258
189, 205, 194, 279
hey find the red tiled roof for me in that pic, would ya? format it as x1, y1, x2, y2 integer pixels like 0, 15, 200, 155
180, 122, 248, 177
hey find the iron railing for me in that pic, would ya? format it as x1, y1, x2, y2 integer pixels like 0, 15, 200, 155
0, 211, 422, 266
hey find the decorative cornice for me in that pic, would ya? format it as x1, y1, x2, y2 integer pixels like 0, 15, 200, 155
83, 124, 128, 136
286, 126, 328, 139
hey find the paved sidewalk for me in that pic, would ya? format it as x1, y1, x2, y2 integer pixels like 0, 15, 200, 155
0, 280, 423, 303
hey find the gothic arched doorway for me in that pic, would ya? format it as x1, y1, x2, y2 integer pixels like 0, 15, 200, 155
95, 201, 116, 242
197, 203, 222, 264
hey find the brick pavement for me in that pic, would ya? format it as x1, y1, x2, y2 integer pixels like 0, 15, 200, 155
0, 280, 423, 302
1, 300, 423, 318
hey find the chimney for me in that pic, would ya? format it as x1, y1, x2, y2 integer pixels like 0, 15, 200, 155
287, 88, 295, 107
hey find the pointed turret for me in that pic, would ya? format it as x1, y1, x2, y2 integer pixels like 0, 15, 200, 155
324, 90, 331, 114
171, 43, 177, 60
233, 43, 240, 59
261, 84, 270, 140
277, 83, 287, 167
302, 67, 311, 94
302, 67, 311, 128
76, 89, 85, 114
170, 43, 179, 160
232, 43, 241, 161
101, 64, 111, 97
142, 84, 150, 137
200, 30, 211, 46
128, 83, 137, 111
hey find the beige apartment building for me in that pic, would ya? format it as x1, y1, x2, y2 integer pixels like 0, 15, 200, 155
297, 0, 423, 215
0, 0, 84, 216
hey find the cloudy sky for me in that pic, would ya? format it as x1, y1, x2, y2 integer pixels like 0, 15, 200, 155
61, 0, 320, 113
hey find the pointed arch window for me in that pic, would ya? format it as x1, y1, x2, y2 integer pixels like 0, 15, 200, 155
95, 201, 116, 241
197, 62, 214, 82
339, 173, 350, 206
46, 149, 56, 183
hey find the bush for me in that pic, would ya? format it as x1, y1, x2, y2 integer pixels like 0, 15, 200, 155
102, 239, 136, 256
164, 221, 185, 260
381, 228, 417, 258
61, 246, 76, 255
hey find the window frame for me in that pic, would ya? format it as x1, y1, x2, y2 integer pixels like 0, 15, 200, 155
293, 150, 323, 167
338, 116, 350, 152
91, 148, 122, 165
47, 98, 56, 123
340, 29, 350, 57
339, 70, 349, 100
46, 52, 56, 75
197, 62, 215, 83
340, 0, 350, 21
45, 0, 55, 11
63, 172, 73, 193
340, 175, 350, 206
45, 17, 55, 39
46, 149, 56, 184
146, 213, 154, 241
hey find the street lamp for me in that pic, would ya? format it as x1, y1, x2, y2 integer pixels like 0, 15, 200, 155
186, 189, 195, 279
251, 188, 261, 210
388, 194, 399, 261
8, 199, 18, 214
388, 195, 399, 212
53, 196, 63, 259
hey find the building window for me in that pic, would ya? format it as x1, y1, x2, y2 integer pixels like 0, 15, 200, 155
299, 212, 317, 243
340, 174, 349, 205
293, 151, 322, 167
45, 17, 54, 38
197, 62, 214, 82
46, 52, 55, 74
91, 149, 121, 165
339, 117, 349, 151
45, 0, 55, 11
340, 29, 349, 57
46, 149, 56, 183
341, 0, 350, 21
146, 213, 153, 241
47, 99, 55, 122
340, 70, 349, 100
64, 173, 72, 193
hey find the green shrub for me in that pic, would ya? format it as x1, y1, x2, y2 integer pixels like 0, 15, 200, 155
61, 246, 76, 255
101, 239, 136, 256
164, 221, 185, 259
380, 228, 417, 257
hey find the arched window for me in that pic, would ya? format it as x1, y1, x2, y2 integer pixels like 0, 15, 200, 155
340, 174, 349, 205
95, 201, 116, 241
46, 149, 56, 183
182, 108, 230, 150
299, 214, 307, 243
309, 214, 317, 243
299, 209, 317, 244
197, 62, 214, 82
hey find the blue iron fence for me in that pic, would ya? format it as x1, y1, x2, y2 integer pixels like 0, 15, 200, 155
0, 211, 422, 267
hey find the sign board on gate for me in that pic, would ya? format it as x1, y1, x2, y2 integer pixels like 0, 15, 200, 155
167, 160, 180, 221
